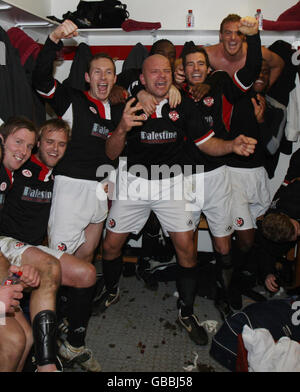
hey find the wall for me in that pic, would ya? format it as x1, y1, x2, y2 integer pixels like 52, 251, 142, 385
2, 0, 51, 17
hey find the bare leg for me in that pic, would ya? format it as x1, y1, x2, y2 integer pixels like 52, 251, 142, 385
75, 222, 104, 264
14, 310, 33, 372
0, 315, 26, 372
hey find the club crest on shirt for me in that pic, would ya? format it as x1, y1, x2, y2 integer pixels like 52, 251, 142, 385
0, 182, 7, 191
169, 111, 180, 122
235, 217, 244, 227
203, 97, 214, 107
89, 106, 97, 115
22, 169, 32, 178
108, 218, 116, 228
57, 242, 67, 252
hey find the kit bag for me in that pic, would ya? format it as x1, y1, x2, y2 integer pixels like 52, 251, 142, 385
63, 0, 129, 28
210, 298, 300, 371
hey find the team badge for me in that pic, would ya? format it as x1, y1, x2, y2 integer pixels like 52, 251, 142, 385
169, 111, 180, 122
0, 182, 7, 191
203, 97, 214, 107
15, 242, 25, 249
89, 106, 97, 115
57, 242, 67, 252
235, 217, 244, 227
22, 169, 32, 178
108, 218, 116, 228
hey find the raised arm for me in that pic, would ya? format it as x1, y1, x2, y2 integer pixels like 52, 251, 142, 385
232, 17, 262, 94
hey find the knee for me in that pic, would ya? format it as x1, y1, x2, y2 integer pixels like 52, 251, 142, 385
78, 263, 97, 288
0, 325, 27, 369
39, 256, 61, 290
214, 243, 231, 256
102, 238, 122, 259
238, 240, 253, 253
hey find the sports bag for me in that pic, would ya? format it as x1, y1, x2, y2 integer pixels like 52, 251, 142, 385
210, 298, 300, 371
63, 0, 129, 28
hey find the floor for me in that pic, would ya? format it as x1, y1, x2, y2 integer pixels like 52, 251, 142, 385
63, 257, 233, 374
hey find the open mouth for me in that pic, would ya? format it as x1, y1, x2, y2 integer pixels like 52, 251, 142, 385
191, 73, 204, 82
97, 83, 108, 93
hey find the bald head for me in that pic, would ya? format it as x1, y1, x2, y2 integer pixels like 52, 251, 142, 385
140, 54, 173, 101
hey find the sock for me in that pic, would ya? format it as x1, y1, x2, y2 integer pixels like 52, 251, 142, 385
214, 251, 233, 294
102, 256, 123, 294
176, 264, 199, 317
56, 285, 69, 323
66, 285, 96, 348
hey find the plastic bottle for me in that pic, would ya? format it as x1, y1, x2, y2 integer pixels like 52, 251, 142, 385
2, 271, 22, 286
255, 9, 263, 30
186, 10, 194, 28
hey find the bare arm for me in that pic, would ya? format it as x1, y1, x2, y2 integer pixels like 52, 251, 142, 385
262, 46, 284, 88
198, 134, 257, 156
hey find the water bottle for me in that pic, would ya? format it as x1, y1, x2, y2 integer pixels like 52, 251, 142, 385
186, 10, 194, 28
2, 271, 22, 286
255, 9, 263, 30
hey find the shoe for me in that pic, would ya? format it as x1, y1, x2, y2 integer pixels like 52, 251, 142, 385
92, 274, 105, 303
228, 286, 243, 310
58, 340, 101, 372
214, 298, 234, 320
57, 317, 69, 341
136, 264, 159, 291
241, 288, 266, 302
178, 310, 208, 346
92, 287, 120, 316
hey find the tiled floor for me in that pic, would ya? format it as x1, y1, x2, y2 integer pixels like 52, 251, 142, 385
69, 263, 229, 373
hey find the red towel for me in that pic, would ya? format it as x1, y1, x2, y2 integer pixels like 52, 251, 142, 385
263, 1, 300, 30
121, 19, 161, 32
7, 27, 41, 65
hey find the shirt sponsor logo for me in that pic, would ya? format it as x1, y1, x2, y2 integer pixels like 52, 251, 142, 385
22, 169, 32, 178
140, 130, 177, 144
21, 186, 52, 203
169, 111, 180, 122
203, 96, 214, 107
0, 182, 7, 192
91, 123, 110, 139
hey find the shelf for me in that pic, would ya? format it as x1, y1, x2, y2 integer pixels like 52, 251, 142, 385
0, 0, 299, 46
0, 0, 58, 31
